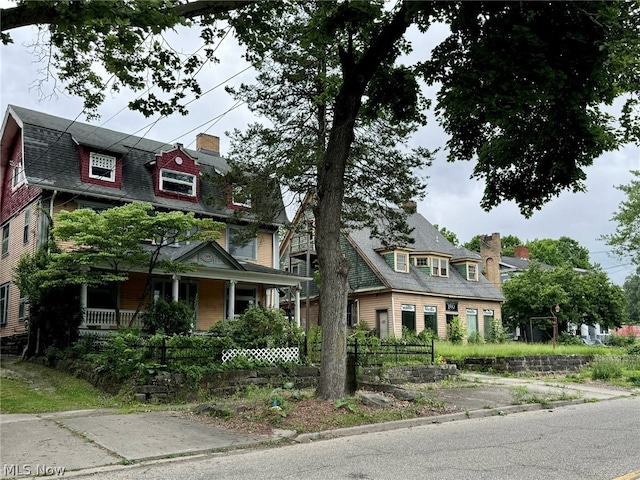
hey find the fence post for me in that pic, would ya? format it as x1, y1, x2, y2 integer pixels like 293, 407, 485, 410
431, 337, 435, 364
160, 336, 167, 365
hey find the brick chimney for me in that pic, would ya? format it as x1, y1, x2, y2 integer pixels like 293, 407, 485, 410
514, 246, 530, 259
196, 133, 220, 155
402, 200, 417, 213
480, 232, 502, 293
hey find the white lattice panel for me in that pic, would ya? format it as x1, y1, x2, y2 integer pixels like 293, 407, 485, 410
222, 347, 299, 364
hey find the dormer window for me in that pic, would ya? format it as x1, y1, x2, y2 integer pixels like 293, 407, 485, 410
431, 257, 448, 277
232, 185, 251, 208
395, 252, 409, 273
160, 169, 196, 196
467, 264, 478, 281
12, 158, 26, 189
89, 153, 116, 182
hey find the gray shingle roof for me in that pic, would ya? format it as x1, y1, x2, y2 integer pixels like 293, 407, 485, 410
9, 105, 287, 225
347, 212, 504, 301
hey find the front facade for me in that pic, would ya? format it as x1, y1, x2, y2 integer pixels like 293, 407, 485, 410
281, 204, 504, 339
0, 105, 307, 339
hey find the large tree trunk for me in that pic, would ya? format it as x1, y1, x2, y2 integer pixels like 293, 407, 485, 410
314, 93, 358, 400
313, 5, 412, 400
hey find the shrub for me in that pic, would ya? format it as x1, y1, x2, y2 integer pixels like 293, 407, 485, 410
590, 356, 624, 380
627, 343, 640, 356
142, 298, 194, 335
489, 318, 507, 343
208, 306, 303, 348
608, 333, 637, 348
447, 316, 465, 344
468, 332, 484, 344
558, 332, 584, 346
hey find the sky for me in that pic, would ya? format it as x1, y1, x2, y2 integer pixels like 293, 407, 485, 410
1, 13, 637, 286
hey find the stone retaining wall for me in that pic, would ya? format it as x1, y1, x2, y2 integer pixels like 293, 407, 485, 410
358, 364, 459, 386
457, 355, 593, 373
135, 366, 320, 403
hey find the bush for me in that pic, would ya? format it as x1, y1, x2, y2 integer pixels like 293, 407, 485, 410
208, 306, 303, 348
590, 356, 624, 380
142, 299, 194, 336
468, 332, 484, 344
627, 343, 640, 356
608, 333, 637, 348
558, 332, 584, 346
447, 316, 465, 344
488, 318, 507, 343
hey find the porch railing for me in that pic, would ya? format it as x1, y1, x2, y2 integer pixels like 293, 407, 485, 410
83, 308, 143, 330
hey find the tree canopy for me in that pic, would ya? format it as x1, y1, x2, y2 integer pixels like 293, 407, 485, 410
502, 264, 627, 335
602, 170, 640, 267
463, 234, 523, 258
4, 0, 640, 399
623, 271, 640, 324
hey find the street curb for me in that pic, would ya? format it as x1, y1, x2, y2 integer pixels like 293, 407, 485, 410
293, 397, 599, 443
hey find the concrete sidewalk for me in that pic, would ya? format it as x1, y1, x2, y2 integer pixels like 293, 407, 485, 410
1, 374, 637, 479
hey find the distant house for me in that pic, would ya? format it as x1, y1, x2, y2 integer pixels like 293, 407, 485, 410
614, 325, 640, 339
0, 105, 308, 342
281, 203, 504, 339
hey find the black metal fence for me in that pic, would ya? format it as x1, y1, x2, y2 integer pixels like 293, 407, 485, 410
305, 336, 435, 366
81, 333, 435, 368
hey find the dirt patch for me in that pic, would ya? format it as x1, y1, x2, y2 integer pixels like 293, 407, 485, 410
0, 355, 56, 392
182, 388, 462, 436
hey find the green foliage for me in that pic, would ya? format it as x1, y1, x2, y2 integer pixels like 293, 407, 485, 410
608, 333, 638, 348
558, 332, 584, 346
627, 344, 640, 356
431, 2, 639, 216
13, 244, 83, 355
590, 356, 625, 380
502, 264, 627, 332
433, 224, 459, 247
142, 298, 194, 336
623, 271, 640, 324
86, 331, 159, 381
467, 332, 484, 345
208, 306, 303, 349
527, 237, 592, 269
488, 318, 507, 344
48, 202, 222, 327
447, 317, 465, 345
601, 171, 640, 267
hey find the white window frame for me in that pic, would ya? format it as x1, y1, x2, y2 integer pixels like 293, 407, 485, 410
232, 185, 251, 208
467, 263, 477, 281
0, 283, 8, 325
430, 257, 449, 277
1, 224, 9, 257
23, 208, 31, 245
12, 158, 26, 189
395, 252, 408, 273
160, 169, 196, 196
89, 152, 116, 182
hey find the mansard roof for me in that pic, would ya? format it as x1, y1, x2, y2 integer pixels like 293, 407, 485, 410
4, 105, 288, 225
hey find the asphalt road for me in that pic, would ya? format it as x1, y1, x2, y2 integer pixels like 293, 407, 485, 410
63, 396, 640, 480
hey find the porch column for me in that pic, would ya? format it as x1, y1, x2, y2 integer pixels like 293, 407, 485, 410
294, 284, 301, 328
171, 275, 180, 302
80, 283, 88, 326
228, 280, 236, 319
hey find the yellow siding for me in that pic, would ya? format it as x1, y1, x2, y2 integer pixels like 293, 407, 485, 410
1, 201, 41, 336
256, 231, 274, 267
197, 278, 225, 331
120, 273, 150, 310
356, 292, 393, 331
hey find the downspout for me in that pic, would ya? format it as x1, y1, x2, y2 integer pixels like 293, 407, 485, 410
31, 190, 56, 356
391, 295, 396, 338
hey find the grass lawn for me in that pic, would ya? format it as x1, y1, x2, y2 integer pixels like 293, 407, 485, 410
435, 341, 624, 360
0, 357, 120, 413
